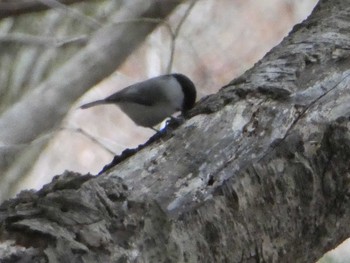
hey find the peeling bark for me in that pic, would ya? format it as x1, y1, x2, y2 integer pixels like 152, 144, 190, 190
1, 0, 350, 262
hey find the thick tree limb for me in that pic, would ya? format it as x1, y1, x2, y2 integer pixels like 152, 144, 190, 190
1, 0, 350, 262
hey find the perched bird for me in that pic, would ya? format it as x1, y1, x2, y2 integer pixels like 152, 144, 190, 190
80, 73, 196, 129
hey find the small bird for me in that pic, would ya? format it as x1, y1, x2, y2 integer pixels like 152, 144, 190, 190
80, 73, 196, 129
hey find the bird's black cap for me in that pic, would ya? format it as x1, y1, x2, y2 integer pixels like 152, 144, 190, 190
173, 73, 196, 112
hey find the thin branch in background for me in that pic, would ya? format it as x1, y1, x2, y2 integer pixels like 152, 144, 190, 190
112, 17, 165, 26
0, 124, 116, 160
38, 0, 102, 29
0, 33, 88, 47
0, 0, 96, 20
63, 127, 117, 156
110, 0, 199, 74
112, 17, 174, 38
166, 0, 199, 73
112, 17, 174, 44
56, 35, 88, 47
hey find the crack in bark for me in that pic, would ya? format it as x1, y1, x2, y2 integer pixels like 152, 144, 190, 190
259, 72, 350, 162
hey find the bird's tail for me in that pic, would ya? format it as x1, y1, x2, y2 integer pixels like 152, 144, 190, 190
80, 100, 107, 109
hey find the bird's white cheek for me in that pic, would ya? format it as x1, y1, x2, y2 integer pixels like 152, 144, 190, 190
163, 78, 185, 110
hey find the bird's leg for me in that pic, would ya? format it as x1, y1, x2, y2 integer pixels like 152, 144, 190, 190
150, 127, 160, 133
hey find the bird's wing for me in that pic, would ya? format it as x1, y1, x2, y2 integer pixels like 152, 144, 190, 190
105, 77, 168, 106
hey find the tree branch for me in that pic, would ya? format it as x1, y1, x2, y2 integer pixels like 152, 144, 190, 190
0, 33, 88, 46
0, 0, 96, 19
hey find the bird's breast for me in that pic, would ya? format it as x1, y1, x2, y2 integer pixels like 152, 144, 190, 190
117, 102, 178, 127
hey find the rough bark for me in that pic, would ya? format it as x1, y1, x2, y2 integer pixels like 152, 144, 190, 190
1, 0, 350, 262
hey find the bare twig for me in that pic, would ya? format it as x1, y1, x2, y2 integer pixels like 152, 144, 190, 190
166, 0, 198, 73
111, 0, 199, 74
112, 17, 173, 38
38, 0, 101, 29
0, 33, 88, 47
0, 124, 117, 158
63, 127, 117, 155
0, 0, 96, 20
